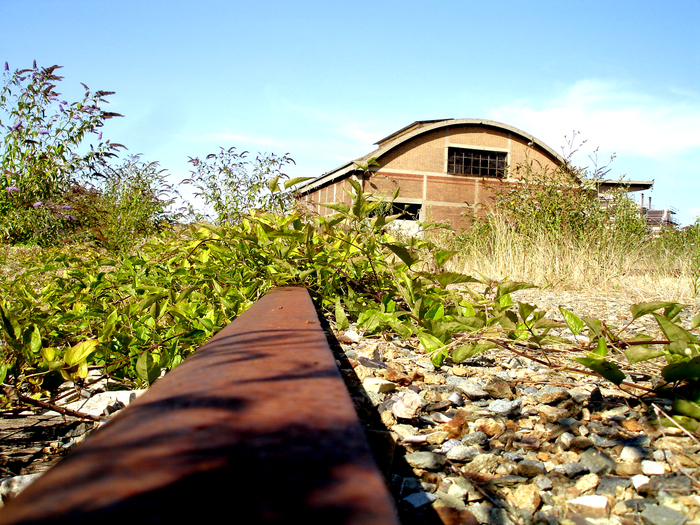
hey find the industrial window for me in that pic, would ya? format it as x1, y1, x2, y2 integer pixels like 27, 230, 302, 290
447, 147, 506, 178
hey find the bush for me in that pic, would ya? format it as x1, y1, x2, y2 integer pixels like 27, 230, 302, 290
0, 62, 124, 245
183, 147, 306, 224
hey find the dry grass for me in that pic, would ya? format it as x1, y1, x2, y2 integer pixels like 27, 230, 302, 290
437, 219, 699, 305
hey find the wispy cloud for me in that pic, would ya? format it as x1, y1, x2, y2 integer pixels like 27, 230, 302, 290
489, 79, 700, 161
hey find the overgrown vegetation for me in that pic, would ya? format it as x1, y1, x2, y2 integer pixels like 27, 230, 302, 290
2, 62, 700, 435
452, 148, 700, 301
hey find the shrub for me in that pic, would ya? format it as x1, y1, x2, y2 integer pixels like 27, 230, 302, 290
183, 147, 307, 224
0, 62, 124, 245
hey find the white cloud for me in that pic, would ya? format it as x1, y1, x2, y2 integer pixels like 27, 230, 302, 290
489, 79, 700, 162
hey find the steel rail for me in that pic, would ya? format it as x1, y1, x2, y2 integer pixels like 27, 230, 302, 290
0, 286, 400, 525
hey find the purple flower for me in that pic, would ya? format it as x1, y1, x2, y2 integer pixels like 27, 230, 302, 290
49, 96, 59, 102
32, 201, 44, 208
60, 214, 77, 221
10, 120, 22, 131
72, 115, 80, 120
98, 132, 102, 140
38, 130, 49, 135
60, 100, 67, 105
4, 62, 8, 71
117, 215, 121, 220
51, 205, 73, 210
59, 105, 65, 113
6, 186, 20, 193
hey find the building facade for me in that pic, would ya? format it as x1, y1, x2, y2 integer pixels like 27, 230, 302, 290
298, 119, 654, 230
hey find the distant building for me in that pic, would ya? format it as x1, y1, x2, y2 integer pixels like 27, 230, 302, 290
297, 119, 656, 230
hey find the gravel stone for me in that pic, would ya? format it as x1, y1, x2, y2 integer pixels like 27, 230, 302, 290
444, 377, 489, 399
461, 431, 488, 447
642, 460, 667, 476
446, 445, 479, 462
403, 491, 439, 508
516, 459, 546, 478
641, 505, 689, 525
404, 451, 446, 470
580, 448, 616, 476
567, 495, 610, 518
486, 398, 521, 417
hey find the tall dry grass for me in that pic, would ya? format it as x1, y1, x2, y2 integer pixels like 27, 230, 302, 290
446, 217, 698, 303
434, 169, 700, 304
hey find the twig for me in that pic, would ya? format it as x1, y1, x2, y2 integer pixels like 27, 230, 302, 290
13, 389, 104, 422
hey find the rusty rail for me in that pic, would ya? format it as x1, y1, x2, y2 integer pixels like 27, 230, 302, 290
0, 287, 399, 524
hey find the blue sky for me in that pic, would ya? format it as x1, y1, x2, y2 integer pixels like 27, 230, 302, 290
2, 0, 700, 224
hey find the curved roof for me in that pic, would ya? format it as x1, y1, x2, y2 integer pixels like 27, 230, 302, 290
299, 118, 568, 193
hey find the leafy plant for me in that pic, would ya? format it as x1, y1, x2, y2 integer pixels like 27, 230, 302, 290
183, 147, 308, 225
0, 62, 124, 245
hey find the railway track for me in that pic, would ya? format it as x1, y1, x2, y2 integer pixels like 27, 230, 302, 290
0, 287, 400, 524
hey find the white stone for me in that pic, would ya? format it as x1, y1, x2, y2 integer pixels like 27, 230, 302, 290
631, 474, 651, 490
58, 390, 145, 418
641, 460, 666, 475
392, 391, 422, 419
362, 377, 396, 393
619, 446, 645, 462
343, 330, 361, 343
447, 482, 468, 500
0, 473, 42, 503
567, 495, 610, 518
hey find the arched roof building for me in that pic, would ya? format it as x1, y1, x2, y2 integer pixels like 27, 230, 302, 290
298, 119, 652, 229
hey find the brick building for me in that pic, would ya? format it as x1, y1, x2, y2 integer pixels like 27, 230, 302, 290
297, 118, 654, 230
298, 119, 574, 229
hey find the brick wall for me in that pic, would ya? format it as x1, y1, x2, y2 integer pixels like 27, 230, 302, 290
301, 123, 563, 229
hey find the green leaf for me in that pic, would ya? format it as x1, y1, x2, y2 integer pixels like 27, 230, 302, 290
136, 351, 161, 386
692, 313, 700, 330
267, 175, 280, 193
582, 317, 603, 338
518, 302, 537, 322
630, 302, 680, 320
284, 176, 313, 189
592, 337, 608, 357
495, 281, 536, 299
653, 313, 700, 343
434, 249, 458, 270
377, 312, 412, 339
28, 325, 41, 354
100, 309, 119, 341
433, 272, 479, 288
454, 316, 486, 332
385, 244, 420, 268
573, 356, 625, 385
335, 297, 349, 331
624, 345, 664, 364
452, 342, 496, 363
64, 339, 99, 367
0, 362, 7, 385
138, 293, 167, 313
662, 357, 700, 382
498, 293, 514, 309
560, 307, 584, 335
533, 318, 564, 330
41, 346, 56, 362
357, 309, 382, 335
320, 202, 350, 214
672, 398, 700, 420
431, 347, 449, 367
419, 332, 444, 354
